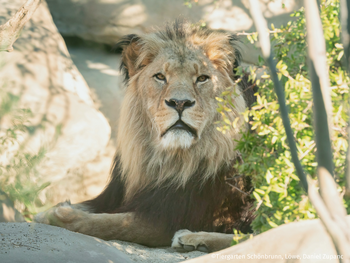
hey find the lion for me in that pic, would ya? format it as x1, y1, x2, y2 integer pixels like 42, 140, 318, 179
34, 20, 256, 253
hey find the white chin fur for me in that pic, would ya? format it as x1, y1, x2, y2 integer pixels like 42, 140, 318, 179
161, 130, 194, 149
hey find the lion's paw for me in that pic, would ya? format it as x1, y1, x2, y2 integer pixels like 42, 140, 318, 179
34, 201, 88, 232
171, 229, 209, 253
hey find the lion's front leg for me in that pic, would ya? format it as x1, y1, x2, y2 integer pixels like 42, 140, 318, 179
34, 202, 172, 247
34, 201, 90, 232
172, 230, 236, 253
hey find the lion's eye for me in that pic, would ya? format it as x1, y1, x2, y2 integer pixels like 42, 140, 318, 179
154, 73, 166, 82
196, 75, 209, 83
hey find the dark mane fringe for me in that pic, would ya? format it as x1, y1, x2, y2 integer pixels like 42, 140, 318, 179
227, 34, 258, 108
84, 156, 255, 234
240, 74, 258, 109
113, 34, 140, 84
116, 163, 255, 234
81, 157, 125, 213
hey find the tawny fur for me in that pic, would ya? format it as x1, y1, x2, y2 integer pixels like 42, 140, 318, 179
35, 21, 255, 253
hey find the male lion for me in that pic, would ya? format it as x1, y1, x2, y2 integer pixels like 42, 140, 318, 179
35, 21, 255, 253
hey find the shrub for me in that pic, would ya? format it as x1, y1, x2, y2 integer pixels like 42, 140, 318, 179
217, 0, 350, 232
0, 88, 50, 220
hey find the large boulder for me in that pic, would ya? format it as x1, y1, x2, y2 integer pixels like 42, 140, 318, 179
66, 43, 124, 139
0, 222, 205, 263
0, 222, 132, 263
45, 0, 303, 63
184, 216, 350, 263
0, 0, 111, 206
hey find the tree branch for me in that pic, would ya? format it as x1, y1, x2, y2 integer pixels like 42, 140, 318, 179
304, 0, 334, 185
0, 0, 41, 52
308, 173, 350, 262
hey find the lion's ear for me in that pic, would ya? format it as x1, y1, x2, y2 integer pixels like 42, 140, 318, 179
115, 34, 143, 82
199, 33, 242, 79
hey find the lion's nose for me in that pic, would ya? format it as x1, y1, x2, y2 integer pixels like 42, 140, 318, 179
165, 99, 195, 115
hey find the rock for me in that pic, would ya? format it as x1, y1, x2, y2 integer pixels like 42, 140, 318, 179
51, 141, 116, 203
0, 222, 204, 263
50, 41, 124, 201
66, 41, 124, 139
184, 216, 350, 263
0, 0, 111, 205
46, 0, 303, 63
109, 239, 205, 263
0, 222, 132, 263
0, 191, 25, 223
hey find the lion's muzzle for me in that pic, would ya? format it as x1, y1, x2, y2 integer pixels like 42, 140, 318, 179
165, 98, 195, 116
162, 120, 197, 138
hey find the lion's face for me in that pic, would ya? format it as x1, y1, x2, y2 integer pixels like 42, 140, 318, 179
138, 47, 223, 149
115, 22, 248, 197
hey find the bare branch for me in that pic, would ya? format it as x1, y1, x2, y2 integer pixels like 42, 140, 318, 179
0, 0, 41, 52
248, 0, 308, 192
302, 6, 350, 252
317, 168, 350, 238
307, 175, 350, 262
304, 0, 334, 181
247, 0, 270, 59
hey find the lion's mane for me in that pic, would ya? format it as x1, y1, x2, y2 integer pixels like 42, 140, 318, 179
83, 21, 255, 235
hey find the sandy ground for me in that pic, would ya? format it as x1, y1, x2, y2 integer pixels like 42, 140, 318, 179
0, 223, 205, 263
109, 240, 205, 263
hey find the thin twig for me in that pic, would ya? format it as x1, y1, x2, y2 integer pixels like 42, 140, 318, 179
226, 175, 244, 180
333, 126, 347, 137
299, 142, 316, 160
0, 0, 41, 52
251, 102, 273, 110
236, 30, 283, 36
225, 182, 250, 196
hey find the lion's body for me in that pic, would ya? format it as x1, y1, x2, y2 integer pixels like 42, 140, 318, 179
35, 21, 255, 253
83, 156, 253, 234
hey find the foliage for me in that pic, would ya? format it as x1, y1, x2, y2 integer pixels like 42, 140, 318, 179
231, 229, 254, 246
0, 88, 50, 220
217, 0, 350, 233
